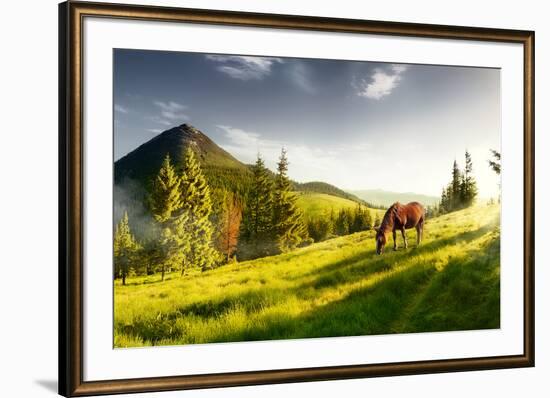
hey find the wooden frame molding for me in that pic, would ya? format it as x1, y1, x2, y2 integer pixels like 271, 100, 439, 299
59, 1, 535, 396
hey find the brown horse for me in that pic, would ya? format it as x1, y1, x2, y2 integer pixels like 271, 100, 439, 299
375, 202, 425, 255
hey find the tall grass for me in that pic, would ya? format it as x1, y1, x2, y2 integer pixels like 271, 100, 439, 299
114, 204, 500, 347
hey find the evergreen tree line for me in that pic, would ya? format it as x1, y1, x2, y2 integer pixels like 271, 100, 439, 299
307, 205, 380, 243
238, 149, 310, 260
114, 147, 311, 283
439, 150, 479, 214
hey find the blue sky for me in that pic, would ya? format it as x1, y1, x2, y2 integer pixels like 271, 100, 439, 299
114, 49, 501, 198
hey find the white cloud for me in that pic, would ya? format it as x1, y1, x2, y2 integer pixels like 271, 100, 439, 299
114, 104, 128, 113
216, 125, 373, 186
153, 100, 189, 121
205, 55, 283, 80
150, 100, 189, 126
356, 64, 408, 100
147, 128, 162, 134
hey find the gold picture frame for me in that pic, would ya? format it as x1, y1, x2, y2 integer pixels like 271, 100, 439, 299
59, 1, 535, 396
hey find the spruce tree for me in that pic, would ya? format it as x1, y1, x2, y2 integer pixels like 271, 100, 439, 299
451, 160, 462, 209
351, 205, 372, 233
307, 216, 333, 242
150, 154, 190, 280
460, 150, 478, 207
150, 154, 181, 223
439, 151, 478, 213
440, 187, 448, 213
335, 209, 351, 236
242, 154, 275, 257
165, 208, 192, 277
114, 211, 139, 285
272, 149, 308, 252
179, 147, 220, 271
446, 185, 453, 210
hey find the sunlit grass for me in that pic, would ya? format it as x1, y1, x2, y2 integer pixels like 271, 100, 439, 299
114, 204, 500, 347
295, 192, 384, 219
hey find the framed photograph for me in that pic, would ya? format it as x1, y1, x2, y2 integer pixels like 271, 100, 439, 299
59, 1, 534, 396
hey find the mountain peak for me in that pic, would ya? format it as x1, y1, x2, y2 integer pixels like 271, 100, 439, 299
115, 124, 247, 184
178, 123, 201, 134
154, 123, 202, 140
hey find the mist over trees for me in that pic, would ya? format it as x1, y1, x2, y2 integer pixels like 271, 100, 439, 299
113, 139, 415, 283
114, 147, 324, 282
114, 144, 493, 283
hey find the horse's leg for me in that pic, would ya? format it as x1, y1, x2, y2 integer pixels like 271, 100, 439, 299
393, 229, 397, 250
401, 227, 408, 249
416, 224, 421, 246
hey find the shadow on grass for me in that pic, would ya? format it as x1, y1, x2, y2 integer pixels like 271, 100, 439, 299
221, 231, 500, 343
401, 233, 500, 333
170, 288, 289, 319
116, 220, 500, 345
296, 222, 497, 294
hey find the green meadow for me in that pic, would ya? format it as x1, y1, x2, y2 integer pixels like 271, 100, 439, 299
114, 204, 500, 347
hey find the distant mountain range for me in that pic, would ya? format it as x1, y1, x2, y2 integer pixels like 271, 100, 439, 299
349, 189, 439, 207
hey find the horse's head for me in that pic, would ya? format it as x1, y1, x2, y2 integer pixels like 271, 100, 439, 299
375, 228, 387, 255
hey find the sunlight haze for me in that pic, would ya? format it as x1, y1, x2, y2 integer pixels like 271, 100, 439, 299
114, 49, 501, 199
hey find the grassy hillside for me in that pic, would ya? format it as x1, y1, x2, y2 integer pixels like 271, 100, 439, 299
351, 189, 439, 207
296, 192, 384, 219
294, 181, 366, 204
114, 204, 500, 347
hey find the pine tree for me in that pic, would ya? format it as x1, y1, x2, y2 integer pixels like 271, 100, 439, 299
335, 209, 351, 236
114, 211, 139, 285
460, 150, 478, 207
218, 192, 243, 262
149, 154, 190, 280
179, 147, 220, 271
150, 154, 181, 223
272, 149, 308, 252
451, 160, 462, 209
440, 187, 448, 213
307, 216, 333, 242
446, 184, 453, 210
351, 205, 372, 233
156, 203, 193, 278
140, 239, 162, 276
241, 154, 275, 258
439, 151, 478, 213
